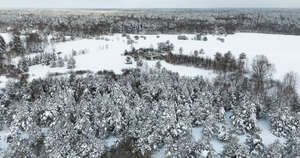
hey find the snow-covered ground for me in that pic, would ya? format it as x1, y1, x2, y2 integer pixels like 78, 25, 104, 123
257, 120, 287, 145
104, 136, 119, 148
152, 147, 166, 158
31, 33, 300, 82
0, 33, 12, 43
27, 34, 216, 81
0, 127, 10, 157
0, 76, 9, 89
137, 33, 300, 80
2, 32, 300, 84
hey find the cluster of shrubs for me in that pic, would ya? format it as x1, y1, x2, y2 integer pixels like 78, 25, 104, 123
125, 41, 246, 74
17, 49, 87, 73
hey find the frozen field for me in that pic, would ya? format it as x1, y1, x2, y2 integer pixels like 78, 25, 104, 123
40, 33, 300, 81
1, 32, 300, 85
28, 34, 217, 81
130, 33, 300, 79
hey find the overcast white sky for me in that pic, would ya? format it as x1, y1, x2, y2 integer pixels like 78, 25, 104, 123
0, 0, 300, 8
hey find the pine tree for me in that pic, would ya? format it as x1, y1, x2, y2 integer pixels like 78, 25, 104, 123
125, 56, 132, 64
56, 57, 65, 67
264, 140, 283, 158
17, 57, 29, 72
67, 56, 76, 69
155, 61, 161, 70
0, 35, 6, 54
230, 95, 259, 134
221, 137, 241, 157
179, 47, 183, 55
50, 60, 57, 68
11, 35, 25, 56
0, 35, 7, 69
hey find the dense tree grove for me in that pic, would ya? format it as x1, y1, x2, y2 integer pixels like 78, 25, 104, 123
1, 9, 300, 36
0, 66, 299, 157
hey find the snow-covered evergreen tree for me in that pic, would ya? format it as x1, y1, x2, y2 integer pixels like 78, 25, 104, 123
230, 95, 259, 134
67, 56, 76, 69
11, 35, 25, 56
0, 35, 6, 54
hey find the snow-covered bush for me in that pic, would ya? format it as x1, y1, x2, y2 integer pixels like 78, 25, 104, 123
230, 95, 259, 134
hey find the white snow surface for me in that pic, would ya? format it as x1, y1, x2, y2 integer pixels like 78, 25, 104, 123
2, 32, 300, 82
192, 127, 203, 142
210, 139, 224, 154
33, 33, 300, 81
26, 34, 216, 81
0, 76, 8, 89
152, 147, 166, 158
257, 120, 287, 145
148, 33, 300, 80
0, 33, 12, 43
104, 136, 119, 148
0, 127, 10, 157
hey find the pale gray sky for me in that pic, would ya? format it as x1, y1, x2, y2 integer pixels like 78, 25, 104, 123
0, 0, 300, 8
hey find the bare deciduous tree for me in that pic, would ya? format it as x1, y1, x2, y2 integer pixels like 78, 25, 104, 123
251, 55, 275, 93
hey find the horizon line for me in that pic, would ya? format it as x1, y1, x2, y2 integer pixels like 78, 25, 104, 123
1, 7, 300, 10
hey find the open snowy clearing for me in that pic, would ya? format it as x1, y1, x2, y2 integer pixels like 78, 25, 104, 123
27, 34, 217, 81
130, 33, 300, 80
26, 33, 300, 83
2, 32, 300, 85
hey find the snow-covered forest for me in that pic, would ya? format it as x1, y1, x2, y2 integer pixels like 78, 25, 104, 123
0, 8, 300, 158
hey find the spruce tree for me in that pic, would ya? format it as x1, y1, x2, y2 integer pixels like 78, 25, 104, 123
11, 35, 25, 56
0, 35, 6, 68
67, 56, 76, 69
0, 35, 6, 54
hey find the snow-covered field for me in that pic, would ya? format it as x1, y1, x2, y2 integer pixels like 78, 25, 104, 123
28, 34, 217, 81
28, 33, 300, 82
2, 32, 300, 85
130, 33, 300, 80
